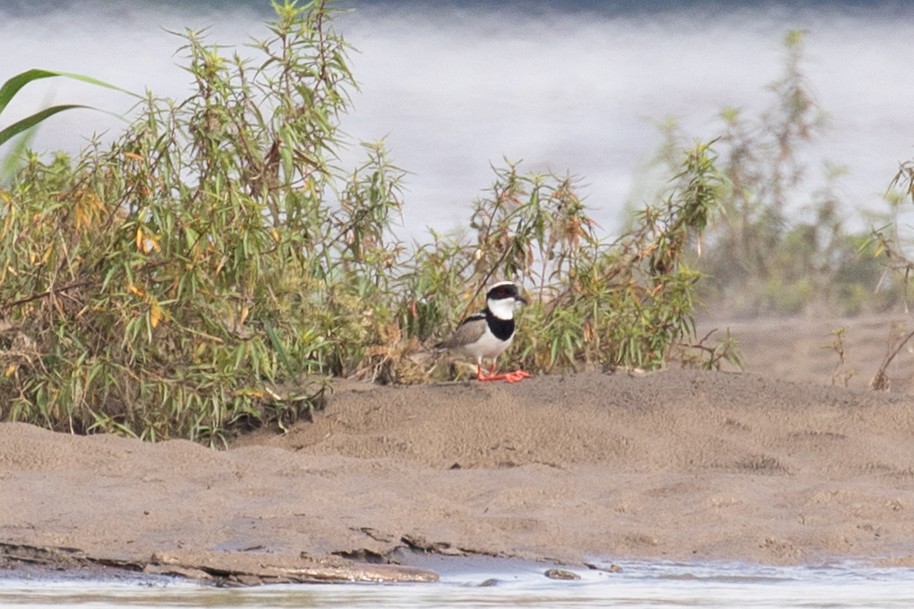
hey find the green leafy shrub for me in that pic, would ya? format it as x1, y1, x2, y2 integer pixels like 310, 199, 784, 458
0, 1, 372, 444
637, 30, 896, 318
398, 142, 732, 379
0, 0, 732, 444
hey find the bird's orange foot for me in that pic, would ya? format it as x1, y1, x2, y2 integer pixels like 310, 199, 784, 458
502, 370, 532, 383
476, 369, 532, 383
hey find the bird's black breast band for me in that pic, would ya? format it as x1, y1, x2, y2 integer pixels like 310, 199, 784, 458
485, 309, 515, 341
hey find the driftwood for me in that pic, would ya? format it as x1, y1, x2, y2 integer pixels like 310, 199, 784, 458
0, 542, 438, 586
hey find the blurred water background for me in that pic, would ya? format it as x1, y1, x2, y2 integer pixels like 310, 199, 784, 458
2, 0, 913, 239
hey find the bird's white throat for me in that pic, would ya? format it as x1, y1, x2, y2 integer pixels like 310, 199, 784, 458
488, 297, 517, 320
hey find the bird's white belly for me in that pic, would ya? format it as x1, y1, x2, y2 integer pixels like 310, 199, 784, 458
459, 330, 513, 361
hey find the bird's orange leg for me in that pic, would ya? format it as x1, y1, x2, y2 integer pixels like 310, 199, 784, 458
475, 362, 489, 381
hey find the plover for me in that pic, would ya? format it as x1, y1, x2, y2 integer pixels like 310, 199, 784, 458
437, 281, 532, 383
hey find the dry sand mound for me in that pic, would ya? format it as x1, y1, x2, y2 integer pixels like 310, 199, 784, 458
3, 355, 914, 579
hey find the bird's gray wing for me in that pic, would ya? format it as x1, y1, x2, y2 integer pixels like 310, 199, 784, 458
438, 314, 487, 350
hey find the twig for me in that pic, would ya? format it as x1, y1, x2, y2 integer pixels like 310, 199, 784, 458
0, 280, 92, 311
871, 327, 914, 390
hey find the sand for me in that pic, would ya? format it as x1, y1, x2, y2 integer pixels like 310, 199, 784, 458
3, 314, 914, 582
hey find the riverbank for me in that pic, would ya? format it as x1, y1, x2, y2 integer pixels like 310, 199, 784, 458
3, 315, 914, 584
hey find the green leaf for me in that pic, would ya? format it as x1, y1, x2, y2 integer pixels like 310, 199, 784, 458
0, 128, 35, 178
0, 69, 140, 155
0, 68, 140, 116
0, 69, 58, 115
0, 104, 88, 147
0, 69, 143, 112
265, 322, 295, 379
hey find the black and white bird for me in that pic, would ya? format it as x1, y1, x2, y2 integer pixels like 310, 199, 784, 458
436, 281, 532, 383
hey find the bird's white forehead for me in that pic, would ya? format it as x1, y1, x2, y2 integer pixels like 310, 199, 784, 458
488, 280, 515, 289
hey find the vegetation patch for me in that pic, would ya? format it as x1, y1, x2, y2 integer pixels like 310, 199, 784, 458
1, 3, 909, 443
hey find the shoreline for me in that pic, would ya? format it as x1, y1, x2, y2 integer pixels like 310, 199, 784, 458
4, 315, 914, 585
0, 542, 611, 586
2, 540, 913, 589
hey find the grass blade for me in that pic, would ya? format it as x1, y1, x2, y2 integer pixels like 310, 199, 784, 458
0, 104, 89, 147
0, 69, 139, 115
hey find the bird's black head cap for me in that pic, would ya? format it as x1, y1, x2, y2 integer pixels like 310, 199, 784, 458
486, 281, 525, 304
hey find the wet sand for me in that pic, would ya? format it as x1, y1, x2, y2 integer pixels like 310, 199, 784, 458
3, 314, 914, 583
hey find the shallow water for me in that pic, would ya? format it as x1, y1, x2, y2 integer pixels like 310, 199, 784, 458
3, 562, 914, 609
